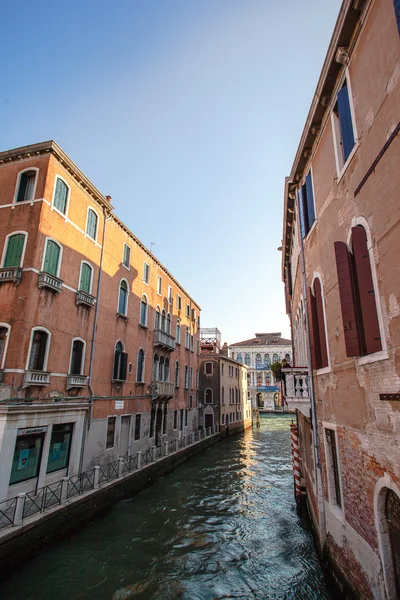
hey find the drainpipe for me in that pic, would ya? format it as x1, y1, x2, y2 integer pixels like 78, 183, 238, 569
297, 194, 326, 546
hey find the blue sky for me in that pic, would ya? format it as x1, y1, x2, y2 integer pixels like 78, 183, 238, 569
1, 0, 341, 344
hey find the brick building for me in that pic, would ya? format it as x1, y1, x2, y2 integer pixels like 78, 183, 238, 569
199, 329, 251, 434
282, 1, 400, 597
0, 140, 201, 500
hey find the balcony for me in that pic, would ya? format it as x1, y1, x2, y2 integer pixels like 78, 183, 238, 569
38, 272, 63, 293
153, 329, 176, 351
282, 368, 311, 417
66, 374, 88, 390
23, 370, 51, 388
0, 267, 23, 284
152, 380, 174, 398
76, 290, 95, 307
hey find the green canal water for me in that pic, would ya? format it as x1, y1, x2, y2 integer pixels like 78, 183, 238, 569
0, 415, 334, 600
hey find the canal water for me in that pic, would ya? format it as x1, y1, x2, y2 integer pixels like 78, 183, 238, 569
0, 415, 333, 600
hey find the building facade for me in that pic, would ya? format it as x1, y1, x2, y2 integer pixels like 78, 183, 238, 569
199, 329, 251, 433
282, 1, 400, 598
228, 333, 291, 411
0, 141, 201, 500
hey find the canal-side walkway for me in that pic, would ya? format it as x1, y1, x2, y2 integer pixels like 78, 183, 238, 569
0, 415, 333, 600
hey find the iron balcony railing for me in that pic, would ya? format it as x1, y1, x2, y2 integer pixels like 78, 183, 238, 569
0, 266, 23, 284
23, 370, 51, 387
76, 290, 96, 307
38, 272, 63, 293
153, 329, 176, 351
151, 380, 175, 398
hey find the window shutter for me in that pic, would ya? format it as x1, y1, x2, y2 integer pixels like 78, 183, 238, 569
305, 173, 315, 229
337, 83, 355, 161
351, 226, 382, 354
298, 188, 308, 239
80, 263, 91, 293
334, 241, 362, 357
314, 278, 328, 368
4, 234, 24, 268
120, 352, 128, 381
54, 179, 67, 213
113, 349, 121, 380
44, 241, 60, 276
307, 287, 321, 369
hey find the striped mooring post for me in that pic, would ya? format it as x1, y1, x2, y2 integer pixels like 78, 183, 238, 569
290, 421, 302, 500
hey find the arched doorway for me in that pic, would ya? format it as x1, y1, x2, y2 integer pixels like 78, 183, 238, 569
204, 406, 214, 429
375, 478, 400, 599
256, 392, 263, 408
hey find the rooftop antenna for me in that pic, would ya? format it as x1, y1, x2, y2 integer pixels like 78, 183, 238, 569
150, 241, 155, 254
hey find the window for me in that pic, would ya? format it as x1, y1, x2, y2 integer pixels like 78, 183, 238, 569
205, 389, 213, 404
10, 431, 44, 485
222, 363, 224, 375
184, 365, 189, 388
196, 369, 199, 388
2, 233, 26, 268
155, 306, 161, 330
185, 327, 190, 349
15, 169, 37, 203
28, 329, 49, 371
264, 354, 270, 367
113, 342, 127, 381
153, 354, 159, 380
245, 353, 251, 366
163, 405, 168, 434
191, 308, 196, 322
118, 279, 128, 316
237, 354, 243, 363
157, 275, 162, 295
86, 208, 98, 241
177, 295, 182, 310
79, 262, 93, 294
186, 303, 190, 318
222, 414, 225, 425
150, 408, 156, 438
53, 177, 69, 215
47, 423, 73, 473
205, 362, 213, 375
331, 78, 356, 173
175, 361, 179, 387
0, 326, 10, 368
256, 353, 262, 366
134, 414, 141, 440
69, 339, 85, 375
190, 334, 194, 352
308, 278, 329, 370
197, 315, 200, 327
325, 428, 342, 508
180, 409, 184, 431
159, 357, 165, 382
43, 239, 61, 276
123, 244, 131, 269
273, 353, 279, 363
143, 262, 150, 284
222, 387, 225, 404
185, 409, 188, 427
189, 366, 193, 388
140, 295, 148, 326
285, 353, 291, 362
176, 319, 181, 344
298, 171, 316, 239
136, 348, 145, 382
106, 417, 116, 449
334, 225, 382, 357
173, 410, 178, 430
393, 0, 400, 34
161, 309, 166, 332
165, 358, 170, 382
168, 285, 172, 304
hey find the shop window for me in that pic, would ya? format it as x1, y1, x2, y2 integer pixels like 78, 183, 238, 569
10, 430, 45, 485
47, 423, 73, 473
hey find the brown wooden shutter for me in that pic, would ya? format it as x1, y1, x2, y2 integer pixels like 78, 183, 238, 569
314, 278, 328, 368
307, 287, 321, 369
334, 241, 362, 357
351, 226, 382, 355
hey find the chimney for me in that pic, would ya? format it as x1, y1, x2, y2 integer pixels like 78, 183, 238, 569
220, 342, 229, 357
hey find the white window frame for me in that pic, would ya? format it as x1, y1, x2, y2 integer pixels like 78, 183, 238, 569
186, 303, 190, 318
168, 285, 172, 304
41, 237, 63, 277
122, 243, 131, 270
78, 260, 94, 294
311, 271, 331, 375
136, 347, 145, 383
204, 361, 213, 375
1, 231, 29, 268
51, 175, 70, 218
157, 274, 162, 295
0, 323, 11, 369
322, 422, 344, 519
139, 294, 148, 327
117, 278, 129, 316
85, 207, 99, 242
330, 69, 359, 180
204, 388, 213, 404
68, 337, 86, 375
25, 326, 52, 371
13, 167, 39, 204
176, 319, 181, 344
143, 262, 150, 284
177, 294, 182, 310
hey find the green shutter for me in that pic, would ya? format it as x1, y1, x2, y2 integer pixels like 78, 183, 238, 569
4, 234, 25, 268
44, 240, 60, 276
54, 179, 68, 214
79, 263, 91, 293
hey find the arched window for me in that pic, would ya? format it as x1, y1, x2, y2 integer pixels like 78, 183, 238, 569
42, 239, 62, 277
86, 208, 98, 241
79, 262, 93, 294
184, 365, 189, 388
113, 341, 127, 381
273, 353, 279, 363
285, 353, 291, 362
28, 329, 50, 371
158, 356, 165, 381
245, 353, 251, 366
69, 339, 85, 375
0, 325, 11, 369
161, 309, 166, 332
236, 354, 243, 363
185, 327, 190, 348
166, 313, 171, 335
15, 169, 37, 202
264, 354, 270, 366
140, 295, 148, 326
176, 319, 181, 344
2, 233, 27, 268
53, 177, 69, 214
118, 280, 128, 316
137, 348, 145, 382
256, 353, 262, 366
175, 361, 179, 387
205, 389, 213, 404
164, 357, 170, 382
155, 306, 161, 330
153, 354, 159, 380
257, 373, 262, 386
